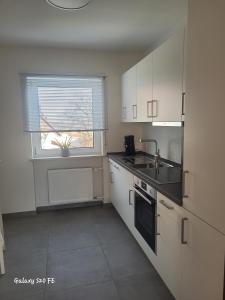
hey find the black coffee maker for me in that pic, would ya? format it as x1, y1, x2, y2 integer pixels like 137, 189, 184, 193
124, 135, 135, 156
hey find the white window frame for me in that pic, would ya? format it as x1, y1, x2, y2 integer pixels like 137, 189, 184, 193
31, 131, 104, 158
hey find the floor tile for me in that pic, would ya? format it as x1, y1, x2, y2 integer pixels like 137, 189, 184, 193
92, 206, 120, 224
2, 291, 44, 300
45, 281, 119, 300
103, 239, 154, 279
155, 280, 175, 300
5, 223, 49, 255
0, 268, 46, 298
49, 207, 95, 228
0, 235, 47, 298
48, 225, 99, 252
95, 218, 133, 245
1, 206, 175, 300
4, 249, 47, 273
115, 272, 170, 300
4, 214, 51, 236
46, 246, 111, 290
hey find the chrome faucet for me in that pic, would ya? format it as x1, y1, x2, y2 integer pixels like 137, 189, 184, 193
139, 138, 161, 168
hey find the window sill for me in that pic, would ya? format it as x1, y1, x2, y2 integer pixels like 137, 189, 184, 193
31, 154, 105, 161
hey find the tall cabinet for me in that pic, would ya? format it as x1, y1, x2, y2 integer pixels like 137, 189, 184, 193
181, 0, 225, 298
0, 161, 5, 274
183, 0, 225, 235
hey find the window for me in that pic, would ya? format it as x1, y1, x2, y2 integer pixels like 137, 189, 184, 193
22, 75, 106, 157
32, 131, 102, 157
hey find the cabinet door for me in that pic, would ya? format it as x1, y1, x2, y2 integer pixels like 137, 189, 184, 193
137, 53, 153, 122
109, 160, 119, 211
157, 193, 182, 299
152, 30, 184, 122
121, 65, 137, 122
0, 161, 5, 274
180, 210, 225, 300
183, 0, 225, 234
109, 161, 135, 232
118, 166, 135, 233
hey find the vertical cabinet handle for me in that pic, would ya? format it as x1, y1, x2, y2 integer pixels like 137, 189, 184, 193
183, 170, 189, 198
132, 105, 137, 119
147, 100, 152, 118
155, 214, 160, 236
152, 100, 158, 117
122, 106, 127, 119
129, 190, 133, 205
182, 92, 186, 116
181, 217, 188, 244
110, 172, 114, 184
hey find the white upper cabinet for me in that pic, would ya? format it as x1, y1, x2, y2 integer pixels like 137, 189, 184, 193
121, 30, 185, 123
183, 0, 225, 234
152, 30, 185, 122
121, 65, 137, 122
137, 53, 153, 122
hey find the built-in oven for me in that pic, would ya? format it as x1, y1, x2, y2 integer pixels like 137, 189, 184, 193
133, 176, 158, 254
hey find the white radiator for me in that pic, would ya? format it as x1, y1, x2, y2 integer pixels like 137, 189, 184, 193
48, 168, 93, 205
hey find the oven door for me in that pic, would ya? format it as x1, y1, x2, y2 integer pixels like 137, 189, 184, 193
134, 186, 157, 254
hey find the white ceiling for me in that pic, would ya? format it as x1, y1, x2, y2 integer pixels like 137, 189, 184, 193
0, 0, 187, 51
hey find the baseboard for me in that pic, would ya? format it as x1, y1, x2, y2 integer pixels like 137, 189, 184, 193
36, 200, 103, 212
103, 202, 113, 207
2, 210, 37, 220
2, 201, 110, 218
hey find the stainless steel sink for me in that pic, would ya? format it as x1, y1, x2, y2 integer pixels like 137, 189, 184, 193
122, 156, 155, 165
132, 163, 156, 169
121, 155, 173, 168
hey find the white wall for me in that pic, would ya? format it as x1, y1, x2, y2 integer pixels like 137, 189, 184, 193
0, 46, 143, 213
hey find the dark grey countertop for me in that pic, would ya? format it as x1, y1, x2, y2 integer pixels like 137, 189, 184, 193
108, 151, 183, 206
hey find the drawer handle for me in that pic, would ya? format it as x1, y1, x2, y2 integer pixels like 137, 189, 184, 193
159, 200, 174, 210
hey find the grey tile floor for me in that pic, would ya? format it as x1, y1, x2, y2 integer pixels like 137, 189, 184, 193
0, 205, 174, 300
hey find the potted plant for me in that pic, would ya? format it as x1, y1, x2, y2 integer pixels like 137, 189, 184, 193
51, 136, 72, 157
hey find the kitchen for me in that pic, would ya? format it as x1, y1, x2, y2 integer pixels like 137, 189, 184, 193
0, 0, 224, 299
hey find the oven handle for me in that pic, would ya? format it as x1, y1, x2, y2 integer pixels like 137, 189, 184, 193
133, 187, 153, 205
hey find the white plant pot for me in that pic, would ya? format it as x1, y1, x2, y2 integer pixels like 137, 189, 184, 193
61, 148, 70, 157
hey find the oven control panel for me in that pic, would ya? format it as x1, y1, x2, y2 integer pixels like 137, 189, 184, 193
133, 176, 156, 200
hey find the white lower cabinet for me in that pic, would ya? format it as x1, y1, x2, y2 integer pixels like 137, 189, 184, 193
157, 193, 183, 299
109, 160, 135, 233
109, 159, 159, 270
109, 161, 225, 300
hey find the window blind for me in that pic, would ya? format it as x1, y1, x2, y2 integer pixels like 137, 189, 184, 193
22, 75, 106, 132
